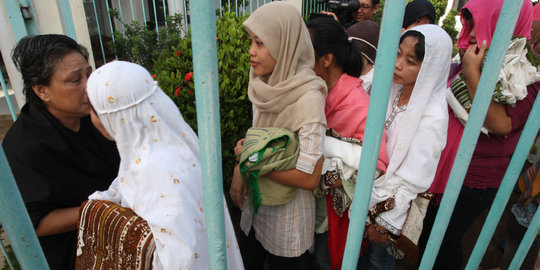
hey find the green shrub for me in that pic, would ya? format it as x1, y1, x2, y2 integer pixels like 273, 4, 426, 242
442, 8, 459, 45
153, 11, 252, 180
107, 10, 186, 71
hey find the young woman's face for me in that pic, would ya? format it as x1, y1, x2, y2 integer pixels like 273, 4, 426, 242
459, 17, 477, 59
393, 36, 422, 88
248, 32, 277, 77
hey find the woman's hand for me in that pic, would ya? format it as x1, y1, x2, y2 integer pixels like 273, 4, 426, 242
462, 40, 487, 100
365, 223, 388, 244
328, 179, 343, 188
229, 165, 248, 209
462, 40, 513, 135
234, 138, 245, 162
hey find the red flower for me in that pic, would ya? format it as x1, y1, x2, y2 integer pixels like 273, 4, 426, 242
216, 37, 219, 41
176, 50, 181, 57
188, 90, 193, 94
152, 74, 156, 79
184, 72, 192, 81
187, 82, 191, 86
174, 87, 182, 97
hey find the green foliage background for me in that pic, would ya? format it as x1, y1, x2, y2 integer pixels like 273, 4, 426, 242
109, 11, 252, 182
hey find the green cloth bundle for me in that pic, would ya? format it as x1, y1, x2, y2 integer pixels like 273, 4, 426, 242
239, 127, 299, 215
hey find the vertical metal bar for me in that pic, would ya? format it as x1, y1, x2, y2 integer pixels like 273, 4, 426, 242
183, 0, 188, 32
152, 0, 160, 38
419, 0, 525, 268
58, 0, 77, 40
228, 0, 231, 12
162, 0, 168, 26
3, 0, 28, 42
0, 70, 17, 121
117, 0, 126, 36
105, 0, 118, 60
341, 0, 406, 268
0, 148, 49, 269
250, 0, 253, 15
91, 0, 107, 65
141, 0, 148, 28
0, 239, 16, 270
466, 93, 540, 269
219, 0, 223, 16
130, 0, 136, 21
190, 0, 227, 268
509, 203, 540, 269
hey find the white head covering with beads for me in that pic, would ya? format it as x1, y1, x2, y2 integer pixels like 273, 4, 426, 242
86, 61, 243, 270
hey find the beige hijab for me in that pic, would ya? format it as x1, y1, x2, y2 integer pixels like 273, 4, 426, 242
243, 1, 327, 131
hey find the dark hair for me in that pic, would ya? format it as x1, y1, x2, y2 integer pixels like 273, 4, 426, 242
371, 0, 380, 6
11, 34, 89, 107
399, 30, 425, 61
307, 16, 363, 77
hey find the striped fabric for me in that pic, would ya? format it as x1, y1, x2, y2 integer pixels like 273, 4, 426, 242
76, 200, 155, 270
517, 160, 540, 204
296, 123, 326, 174
449, 73, 473, 112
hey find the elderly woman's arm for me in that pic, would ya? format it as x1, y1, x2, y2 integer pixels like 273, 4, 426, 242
35, 207, 80, 237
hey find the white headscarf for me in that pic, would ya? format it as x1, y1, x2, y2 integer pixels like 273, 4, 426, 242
370, 25, 451, 231
86, 61, 243, 269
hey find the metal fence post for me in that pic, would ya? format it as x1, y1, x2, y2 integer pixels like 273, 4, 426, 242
190, 0, 227, 268
341, 0, 406, 268
0, 148, 49, 269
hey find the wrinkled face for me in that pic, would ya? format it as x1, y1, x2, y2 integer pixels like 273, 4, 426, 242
248, 32, 277, 77
90, 109, 113, 141
353, 0, 377, 22
393, 36, 422, 88
34, 51, 92, 123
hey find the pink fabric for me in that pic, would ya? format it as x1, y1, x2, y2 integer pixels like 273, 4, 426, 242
534, 4, 540, 22
430, 81, 540, 195
324, 74, 388, 268
325, 74, 388, 172
457, 0, 533, 50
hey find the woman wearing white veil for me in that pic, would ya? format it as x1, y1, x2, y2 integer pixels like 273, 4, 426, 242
85, 61, 244, 269
361, 24, 452, 268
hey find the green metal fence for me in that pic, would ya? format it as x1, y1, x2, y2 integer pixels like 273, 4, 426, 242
0, 0, 538, 269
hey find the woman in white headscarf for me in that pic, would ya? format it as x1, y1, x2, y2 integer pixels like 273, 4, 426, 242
359, 25, 452, 268
85, 61, 244, 270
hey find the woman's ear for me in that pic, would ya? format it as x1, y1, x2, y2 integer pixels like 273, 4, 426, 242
321, 53, 334, 68
32, 85, 50, 103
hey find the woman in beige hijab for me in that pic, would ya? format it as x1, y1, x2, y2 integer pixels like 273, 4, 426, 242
228, 2, 327, 269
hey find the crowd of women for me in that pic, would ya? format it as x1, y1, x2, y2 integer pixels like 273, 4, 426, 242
2, 0, 539, 269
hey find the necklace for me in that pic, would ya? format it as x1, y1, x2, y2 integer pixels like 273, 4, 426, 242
384, 88, 408, 130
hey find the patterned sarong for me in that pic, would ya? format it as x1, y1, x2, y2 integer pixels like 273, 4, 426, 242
76, 200, 155, 270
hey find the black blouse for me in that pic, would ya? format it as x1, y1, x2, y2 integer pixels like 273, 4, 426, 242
2, 102, 120, 270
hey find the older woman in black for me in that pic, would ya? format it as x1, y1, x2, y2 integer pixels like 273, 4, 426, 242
2, 34, 120, 270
